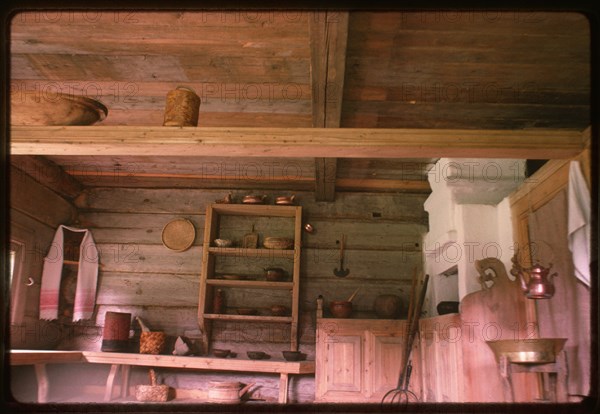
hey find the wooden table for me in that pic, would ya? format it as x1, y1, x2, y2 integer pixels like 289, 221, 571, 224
497, 351, 568, 402
9, 350, 315, 404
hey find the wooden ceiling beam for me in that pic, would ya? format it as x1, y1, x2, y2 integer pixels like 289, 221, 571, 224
11, 126, 585, 159
310, 11, 349, 202
10, 155, 84, 199
336, 178, 431, 193
309, 11, 348, 128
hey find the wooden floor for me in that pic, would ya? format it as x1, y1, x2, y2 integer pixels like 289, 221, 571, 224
23, 386, 277, 404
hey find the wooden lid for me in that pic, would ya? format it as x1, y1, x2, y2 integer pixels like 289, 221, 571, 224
161, 218, 195, 252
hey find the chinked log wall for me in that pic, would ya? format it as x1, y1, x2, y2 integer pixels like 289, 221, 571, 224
9, 164, 79, 349
74, 186, 427, 402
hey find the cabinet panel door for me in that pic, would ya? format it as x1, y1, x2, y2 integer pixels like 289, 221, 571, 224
419, 315, 463, 402
325, 335, 363, 393
367, 331, 404, 399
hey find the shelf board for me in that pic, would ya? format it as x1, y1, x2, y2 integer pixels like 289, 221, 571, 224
211, 204, 300, 217
63, 260, 79, 265
207, 247, 296, 258
207, 279, 294, 289
203, 314, 293, 323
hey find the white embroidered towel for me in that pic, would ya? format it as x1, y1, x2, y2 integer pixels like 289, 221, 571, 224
567, 160, 591, 287
39, 225, 99, 321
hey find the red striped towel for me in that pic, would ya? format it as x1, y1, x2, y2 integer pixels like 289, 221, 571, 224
39, 225, 99, 321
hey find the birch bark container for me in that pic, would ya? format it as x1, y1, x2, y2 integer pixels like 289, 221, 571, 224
163, 86, 200, 126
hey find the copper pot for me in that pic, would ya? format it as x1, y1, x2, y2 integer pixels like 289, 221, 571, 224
511, 256, 558, 299
264, 267, 286, 281
275, 195, 296, 205
242, 195, 267, 204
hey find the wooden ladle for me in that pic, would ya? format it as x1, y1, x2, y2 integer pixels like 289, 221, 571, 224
347, 287, 360, 303
334, 234, 350, 277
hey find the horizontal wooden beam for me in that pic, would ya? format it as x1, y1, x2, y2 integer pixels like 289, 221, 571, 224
11, 155, 84, 199
336, 178, 430, 193
10, 126, 585, 159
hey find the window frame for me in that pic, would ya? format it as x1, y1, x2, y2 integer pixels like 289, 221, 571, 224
9, 239, 27, 325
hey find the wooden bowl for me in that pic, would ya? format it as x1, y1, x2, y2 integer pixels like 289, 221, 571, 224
270, 305, 288, 316
222, 274, 245, 280
282, 351, 305, 361
236, 307, 258, 315
263, 237, 294, 250
212, 348, 231, 358
329, 301, 352, 318
247, 351, 267, 360
11, 92, 108, 126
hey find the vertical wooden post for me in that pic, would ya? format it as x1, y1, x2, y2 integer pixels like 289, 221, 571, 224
104, 364, 120, 402
34, 364, 49, 403
309, 11, 348, 202
279, 373, 290, 403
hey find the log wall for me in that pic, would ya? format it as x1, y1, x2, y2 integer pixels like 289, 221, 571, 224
72, 186, 427, 402
9, 163, 79, 349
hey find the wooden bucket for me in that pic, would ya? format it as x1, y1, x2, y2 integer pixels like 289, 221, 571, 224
163, 86, 200, 126
101, 311, 131, 352
207, 381, 253, 404
139, 331, 167, 354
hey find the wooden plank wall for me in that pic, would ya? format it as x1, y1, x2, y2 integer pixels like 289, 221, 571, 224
9, 164, 79, 349
74, 186, 427, 402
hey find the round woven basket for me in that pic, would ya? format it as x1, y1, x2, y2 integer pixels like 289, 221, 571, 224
162, 218, 195, 252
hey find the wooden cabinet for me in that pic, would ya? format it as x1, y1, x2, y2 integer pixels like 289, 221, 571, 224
418, 313, 464, 402
315, 300, 416, 402
197, 203, 302, 352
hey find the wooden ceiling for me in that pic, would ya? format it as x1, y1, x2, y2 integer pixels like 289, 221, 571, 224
10, 10, 590, 197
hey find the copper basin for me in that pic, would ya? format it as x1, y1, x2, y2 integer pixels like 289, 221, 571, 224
486, 338, 567, 364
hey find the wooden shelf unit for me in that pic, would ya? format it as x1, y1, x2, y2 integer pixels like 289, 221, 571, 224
206, 279, 294, 289
198, 203, 302, 353
207, 247, 296, 258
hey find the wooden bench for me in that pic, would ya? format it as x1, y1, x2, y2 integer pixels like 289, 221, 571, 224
9, 350, 85, 403
9, 350, 315, 404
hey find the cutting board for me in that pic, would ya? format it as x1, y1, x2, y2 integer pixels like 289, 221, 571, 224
459, 258, 533, 402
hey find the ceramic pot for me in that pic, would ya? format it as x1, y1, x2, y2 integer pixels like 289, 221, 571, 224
330, 300, 352, 318
373, 294, 402, 319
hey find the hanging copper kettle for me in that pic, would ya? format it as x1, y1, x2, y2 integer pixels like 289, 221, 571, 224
510, 255, 558, 299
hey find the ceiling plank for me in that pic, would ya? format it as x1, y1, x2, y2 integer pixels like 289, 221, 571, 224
310, 11, 349, 201
11, 126, 585, 159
